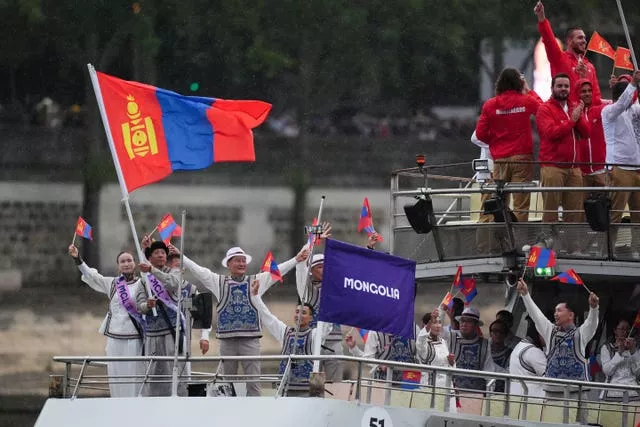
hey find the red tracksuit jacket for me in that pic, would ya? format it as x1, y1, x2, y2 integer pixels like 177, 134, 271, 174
573, 79, 607, 175
537, 97, 590, 168
475, 90, 542, 159
538, 19, 602, 103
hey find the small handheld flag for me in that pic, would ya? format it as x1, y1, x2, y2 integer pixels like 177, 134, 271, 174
441, 291, 454, 310
157, 213, 178, 244
400, 370, 421, 390
587, 32, 615, 59
526, 247, 556, 268
461, 278, 478, 305
307, 217, 322, 247
551, 269, 591, 293
614, 47, 635, 71
551, 269, 583, 285
357, 197, 383, 241
74, 216, 93, 243
451, 266, 463, 291
260, 251, 282, 283
588, 354, 602, 379
629, 310, 640, 337
357, 327, 370, 343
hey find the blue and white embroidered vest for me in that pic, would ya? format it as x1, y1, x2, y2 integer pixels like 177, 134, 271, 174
307, 281, 342, 343
376, 333, 416, 363
374, 333, 416, 382
216, 275, 261, 339
544, 326, 587, 381
450, 333, 489, 391
279, 327, 314, 391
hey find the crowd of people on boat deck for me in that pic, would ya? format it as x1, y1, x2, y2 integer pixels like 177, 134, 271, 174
67, 218, 638, 406
472, 1, 640, 238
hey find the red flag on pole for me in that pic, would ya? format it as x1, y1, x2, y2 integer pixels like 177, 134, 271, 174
587, 32, 615, 59
614, 47, 635, 71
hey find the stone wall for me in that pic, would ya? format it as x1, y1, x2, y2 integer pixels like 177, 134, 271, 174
0, 182, 389, 286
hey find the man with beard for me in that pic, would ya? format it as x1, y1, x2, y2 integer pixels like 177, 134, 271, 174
574, 80, 607, 188
534, 1, 602, 103
536, 73, 589, 223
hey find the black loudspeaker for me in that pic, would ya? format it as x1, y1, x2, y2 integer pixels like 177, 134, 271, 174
584, 193, 611, 232
404, 198, 434, 234
191, 292, 213, 329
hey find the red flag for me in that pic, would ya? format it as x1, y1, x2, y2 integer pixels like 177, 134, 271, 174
75, 217, 93, 240
260, 251, 282, 283
307, 217, 321, 247
357, 197, 383, 240
92, 70, 271, 193
441, 292, 454, 310
451, 266, 463, 290
614, 47, 635, 71
633, 311, 640, 329
587, 32, 615, 59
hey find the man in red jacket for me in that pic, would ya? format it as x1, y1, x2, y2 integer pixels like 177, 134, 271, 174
475, 67, 543, 222
536, 73, 590, 223
574, 79, 607, 187
534, 1, 601, 103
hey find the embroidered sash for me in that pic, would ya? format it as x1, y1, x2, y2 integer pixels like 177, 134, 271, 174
147, 273, 186, 331
114, 275, 146, 336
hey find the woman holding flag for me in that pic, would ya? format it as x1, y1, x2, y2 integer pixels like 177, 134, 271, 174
416, 312, 457, 412
599, 318, 640, 400
68, 244, 149, 397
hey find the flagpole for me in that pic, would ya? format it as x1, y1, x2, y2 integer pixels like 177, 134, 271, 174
87, 63, 157, 316
71, 232, 76, 246
309, 197, 326, 374
616, 0, 639, 70
170, 209, 187, 396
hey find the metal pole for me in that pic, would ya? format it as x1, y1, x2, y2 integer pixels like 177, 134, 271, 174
616, 0, 639, 70
285, 196, 326, 396
170, 210, 187, 396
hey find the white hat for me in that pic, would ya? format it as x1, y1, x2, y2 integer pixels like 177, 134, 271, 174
310, 254, 324, 268
221, 247, 252, 268
455, 306, 484, 326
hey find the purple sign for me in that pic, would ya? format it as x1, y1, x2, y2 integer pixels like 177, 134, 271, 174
319, 239, 416, 339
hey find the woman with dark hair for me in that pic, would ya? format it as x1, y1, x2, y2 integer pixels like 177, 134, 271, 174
599, 319, 640, 400
68, 244, 149, 397
508, 317, 546, 399
416, 310, 456, 412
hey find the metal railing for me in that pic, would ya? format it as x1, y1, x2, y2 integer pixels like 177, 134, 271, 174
52, 354, 640, 426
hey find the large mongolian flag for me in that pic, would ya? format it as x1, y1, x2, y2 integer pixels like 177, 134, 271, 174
91, 69, 272, 192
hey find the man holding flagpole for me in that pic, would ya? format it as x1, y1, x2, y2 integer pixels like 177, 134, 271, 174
295, 221, 351, 383
171, 244, 306, 396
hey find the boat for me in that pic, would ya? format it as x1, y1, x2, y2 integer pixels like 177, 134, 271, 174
35, 158, 640, 427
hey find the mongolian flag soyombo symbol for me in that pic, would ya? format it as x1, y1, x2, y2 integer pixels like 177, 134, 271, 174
93, 70, 272, 192
75, 216, 93, 240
